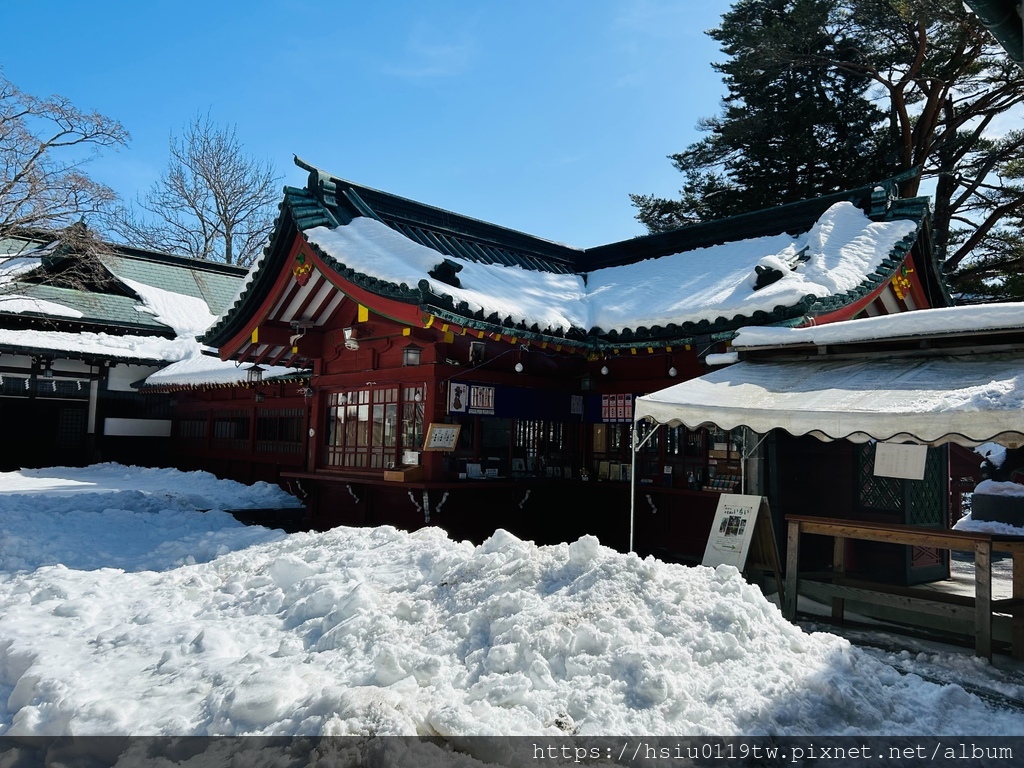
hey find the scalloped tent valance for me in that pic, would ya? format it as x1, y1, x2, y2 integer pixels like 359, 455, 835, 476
634, 353, 1024, 448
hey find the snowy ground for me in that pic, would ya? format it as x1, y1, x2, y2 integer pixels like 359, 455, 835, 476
1, 465, 1023, 747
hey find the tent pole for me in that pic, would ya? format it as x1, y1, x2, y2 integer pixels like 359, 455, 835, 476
630, 422, 661, 553
740, 430, 769, 495
630, 435, 636, 553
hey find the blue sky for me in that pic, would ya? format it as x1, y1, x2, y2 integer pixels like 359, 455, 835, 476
2, 1, 728, 248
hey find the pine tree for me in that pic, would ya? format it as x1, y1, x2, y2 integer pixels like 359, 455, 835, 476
634, 0, 1024, 301
831, 0, 1024, 292
632, 0, 890, 231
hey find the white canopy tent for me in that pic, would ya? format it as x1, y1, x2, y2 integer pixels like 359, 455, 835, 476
628, 351, 1024, 551
635, 353, 1024, 447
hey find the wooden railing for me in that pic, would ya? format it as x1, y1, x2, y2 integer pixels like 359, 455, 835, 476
783, 515, 1024, 659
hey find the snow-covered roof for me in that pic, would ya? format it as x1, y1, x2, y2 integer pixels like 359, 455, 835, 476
637, 301, 1024, 448
0, 234, 302, 387
0, 294, 83, 318
636, 352, 1024, 447
205, 166, 943, 353
0, 254, 45, 282
143, 351, 302, 389
0, 327, 192, 363
733, 303, 1024, 349
304, 202, 919, 336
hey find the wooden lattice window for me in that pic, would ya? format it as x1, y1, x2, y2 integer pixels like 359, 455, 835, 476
255, 408, 303, 454
859, 443, 903, 511
177, 417, 207, 440
212, 409, 250, 452
324, 385, 424, 470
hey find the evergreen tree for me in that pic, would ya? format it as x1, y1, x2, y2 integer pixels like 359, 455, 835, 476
634, 0, 1024, 300
632, 0, 890, 231
829, 0, 1024, 293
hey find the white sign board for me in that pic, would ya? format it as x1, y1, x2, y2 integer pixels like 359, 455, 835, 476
702, 493, 764, 569
874, 442, 928, 480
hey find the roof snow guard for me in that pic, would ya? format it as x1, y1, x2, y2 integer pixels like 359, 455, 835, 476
202, 160, 946, 353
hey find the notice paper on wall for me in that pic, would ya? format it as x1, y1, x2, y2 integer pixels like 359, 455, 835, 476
873, 441, 928, 480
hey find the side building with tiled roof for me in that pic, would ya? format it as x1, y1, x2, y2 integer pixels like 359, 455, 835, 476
0, 231, 258, 470
187, 158, 950, 554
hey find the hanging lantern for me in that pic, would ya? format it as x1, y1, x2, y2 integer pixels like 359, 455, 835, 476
403, 343, 422, 367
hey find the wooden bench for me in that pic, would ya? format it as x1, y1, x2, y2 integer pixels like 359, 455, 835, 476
783, 515, 1024, 660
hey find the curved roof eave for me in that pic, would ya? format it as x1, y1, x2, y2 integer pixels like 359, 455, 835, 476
201, 187, 321, 347
204, 167, 942, 353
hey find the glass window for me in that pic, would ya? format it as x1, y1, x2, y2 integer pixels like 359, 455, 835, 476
325, 386, 424, 470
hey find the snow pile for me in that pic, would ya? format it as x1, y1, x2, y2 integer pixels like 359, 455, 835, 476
0, 464, 298, 572
976, 442, 1008, 468
954, 515, 1024, 536
0, 463, 301, 506
116, 275, 218, 340
1, 466, 1022, 739
306, 202, 916, 334
974, 479, 1024, 497
953, 479, 1024, 535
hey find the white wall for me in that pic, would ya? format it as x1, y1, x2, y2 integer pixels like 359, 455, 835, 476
103, 418, 171, 437
107, 364, 161, 392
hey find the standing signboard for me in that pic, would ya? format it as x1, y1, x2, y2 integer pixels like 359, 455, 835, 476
702, 493, 783, 598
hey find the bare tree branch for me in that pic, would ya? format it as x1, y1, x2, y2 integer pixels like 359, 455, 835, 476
0, 70, 128, 239
107, 114, 280, 267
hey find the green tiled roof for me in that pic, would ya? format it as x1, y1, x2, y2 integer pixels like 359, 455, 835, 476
2, 238, 248, 337
7, 283, 168, 331
101, 252, 244, 315
298, 157, 581, 274
0, 235, 48, 256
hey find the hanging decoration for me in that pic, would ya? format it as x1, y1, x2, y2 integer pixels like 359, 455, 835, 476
292, 251, 313, 286
892, 265, 914, 300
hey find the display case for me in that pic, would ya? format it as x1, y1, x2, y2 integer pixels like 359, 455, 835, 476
591, 422, 747, 492
703, 427, 743, 492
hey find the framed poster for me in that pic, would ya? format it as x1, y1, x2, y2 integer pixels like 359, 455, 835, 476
423, 423, 461, 451
448, 383, 469, 413
448, 382, 496, 415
